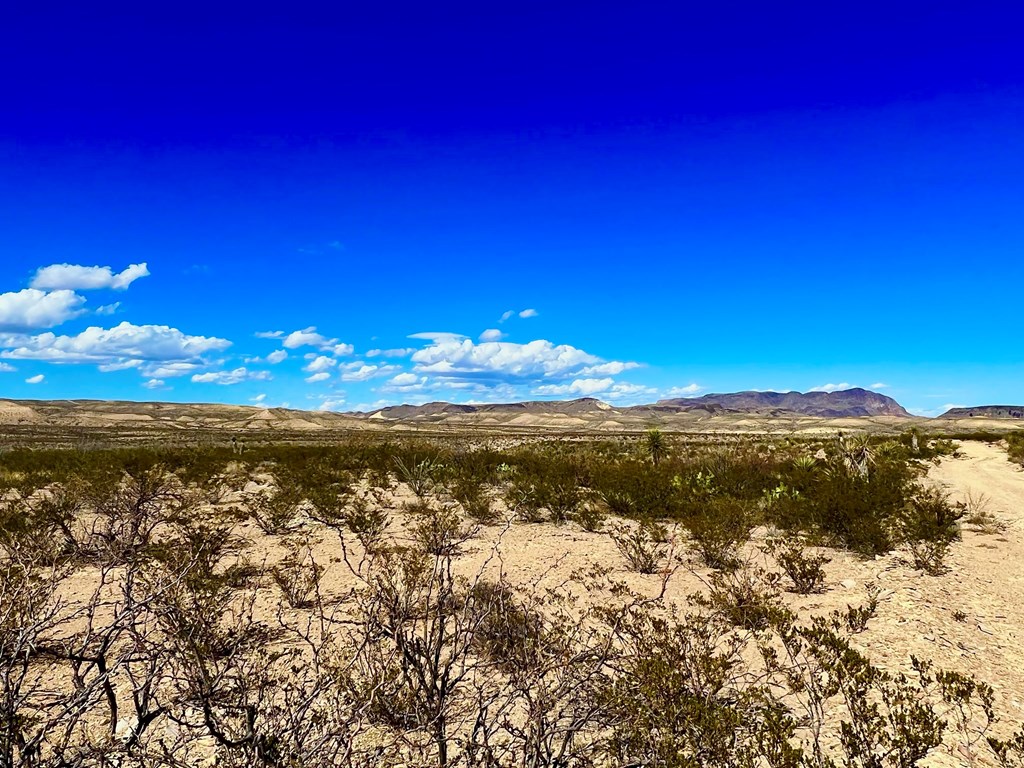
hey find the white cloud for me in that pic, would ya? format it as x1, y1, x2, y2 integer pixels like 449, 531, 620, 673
282, 326, 338, 349
479, 328, 505, 342
303, 355, 337, 373
0, 362, 16, 372
534, 377, 615, 396
366, 347, 415, 358
98, 359, 143, 372
606, 382, 658, 400
338, 363, 401, 382
95, 302, 120, 316
317, 397, 347, 412
579, 361, 641, 376
0, 323, 231, 371
191, 367, 271, 385
245, 349, 289, 365
382, 372, 430, 392
0, 288, 86, 330
332, 343, 355, 356
30, 262, 150, 291
408, 332, 468, 343
664, 383, 703, 397
869, 382, 889, 390
142, 361, 205, 379
519, 308, 538, 318
305, 372, 331, 383
251, 393, 267, 403
410, 337, 617, 379
255, 330, 284, 339
500, 310, 515, 322
810, 382, 853, 393
25, 374, 44, 384
142, 379, 165, 390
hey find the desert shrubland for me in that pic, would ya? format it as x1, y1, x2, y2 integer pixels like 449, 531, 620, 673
0, 431, 1021, 767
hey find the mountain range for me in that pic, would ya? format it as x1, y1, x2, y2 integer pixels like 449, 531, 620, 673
1, 389, 1020, 439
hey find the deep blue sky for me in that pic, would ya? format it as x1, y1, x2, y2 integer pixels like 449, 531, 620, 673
1, 2, 1021, 415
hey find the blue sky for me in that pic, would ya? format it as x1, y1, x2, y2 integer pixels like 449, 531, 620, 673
1, 3, 1022, 416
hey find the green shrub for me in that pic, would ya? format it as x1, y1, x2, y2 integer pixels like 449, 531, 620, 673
686, 498, 753, 571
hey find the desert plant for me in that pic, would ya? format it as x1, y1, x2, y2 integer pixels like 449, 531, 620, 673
844, 583, 881, 633
610, 522, 668, 574
394, 454, 441, 498
573, 502, 606, 532
241, 486, 303, 534
686, 497, 753, 571
693, 567, 789, 631
272, 539, 323, 608
409, 502, 478, 556
766, 538, 830, 594
900, 486, 965, 575
643, 427, 667, 466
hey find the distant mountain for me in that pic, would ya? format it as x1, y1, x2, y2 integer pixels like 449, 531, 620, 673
653, 388, 911, 418
366, 397, 613, 421
0, 389, 917, 441
939, 405, 1024, 420
362, 389, 911, 422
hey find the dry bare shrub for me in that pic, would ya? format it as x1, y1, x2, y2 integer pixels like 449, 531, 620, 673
240, 486, 302, 534
272, 538, 324, 608
610, 522, 668, 574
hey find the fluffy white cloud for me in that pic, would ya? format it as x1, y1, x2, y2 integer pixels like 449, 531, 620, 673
191, 367, 271, 385
251, 393, 267, 403
95, 302, 120, 316
142, 379, 165, 390
267, 349, 288, 364
332, 343, 355, 356
479, 328, 504, 342
366, 347, 415, 358
303, 355, 337, 373
0, 323, 231, 370
810, 382, 853, 393
605, 382, 659, 400
305, 372, 331, 383
870, 382, 889, 390
317, 397, 347, 412
338, 363, 401, 382
410, 337, 620, 379
664, 383, 703, 397
255, 330, 284, 339
579, 361, 640, 376
98, 359, 143, 373
282, 326, 338, 349
142, 361, 205, 379
382, 372, 430, 392
519, 308, 538, 318
25, 374, 45, 384
534, 377, 615, 396
30, 262, 150, 291
0, 289, 86, 330
0, 362, 15, 372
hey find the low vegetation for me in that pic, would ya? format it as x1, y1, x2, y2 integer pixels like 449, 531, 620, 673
0, 429, 1020, 766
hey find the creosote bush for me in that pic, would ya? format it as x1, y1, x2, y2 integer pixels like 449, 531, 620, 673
1, 432, 1020, 768
610, 521, 669, 574
766, 537, 831, 594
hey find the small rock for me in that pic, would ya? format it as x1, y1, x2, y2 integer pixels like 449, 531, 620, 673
840, 579, 857, 589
